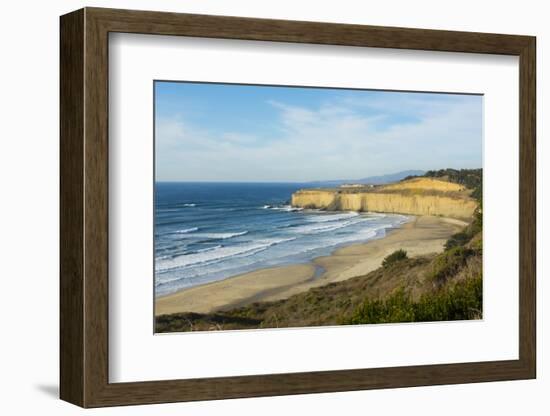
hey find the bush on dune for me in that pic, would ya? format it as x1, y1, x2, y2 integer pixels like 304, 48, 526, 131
428, 246, 476, 284
444, 206, 482, 251
415, 276, 482, 321
444, 232, 471, 250
382, 249, 408, 268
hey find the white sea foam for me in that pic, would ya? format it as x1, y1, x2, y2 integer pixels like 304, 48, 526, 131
291, 217, 367, 234
198, 231, 249, 239
195, 245, 223, 253
182, 203, 196, 207
174, 227, 199, 234
305, 212, 359, 222
324, 228, 379, 245
156, 211, 410, 291
156, 237, 296, 272
292, 222, 349, 234
263, 204, 303, 212
172, 230, 248, 240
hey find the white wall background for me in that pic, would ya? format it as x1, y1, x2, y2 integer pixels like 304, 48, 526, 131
0, 0, 546, 414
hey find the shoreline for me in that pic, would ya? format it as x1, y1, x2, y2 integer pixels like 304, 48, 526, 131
155, 215, 467, 316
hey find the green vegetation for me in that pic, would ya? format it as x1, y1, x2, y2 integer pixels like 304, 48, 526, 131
444, 207, 482, 251
428, 206, 482, 286
155, 312, 262, 333
427, 246, 475, 284
382, 249, 408, 268
444, 232, 471, 250
343, 276, 482, 325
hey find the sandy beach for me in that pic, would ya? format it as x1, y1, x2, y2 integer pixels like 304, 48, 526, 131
155, 215, 467, 316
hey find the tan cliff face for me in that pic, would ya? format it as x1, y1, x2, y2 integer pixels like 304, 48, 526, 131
291, 178, 478, 220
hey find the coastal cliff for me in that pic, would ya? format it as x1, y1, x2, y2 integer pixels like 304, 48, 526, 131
291, 178, 478, 220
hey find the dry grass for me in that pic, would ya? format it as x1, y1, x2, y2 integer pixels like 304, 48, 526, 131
312, 177, 475, 201
381, 177, 466, 192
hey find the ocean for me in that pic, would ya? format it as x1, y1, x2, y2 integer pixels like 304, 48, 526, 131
155, 182, 409, 296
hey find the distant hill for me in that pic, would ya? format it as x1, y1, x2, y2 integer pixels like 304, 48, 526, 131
310, 170, 425, 186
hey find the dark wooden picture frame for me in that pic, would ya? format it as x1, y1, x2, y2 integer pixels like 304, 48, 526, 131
60, 7, 536, 408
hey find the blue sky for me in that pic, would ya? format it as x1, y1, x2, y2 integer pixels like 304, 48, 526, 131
155, 81, 482, 182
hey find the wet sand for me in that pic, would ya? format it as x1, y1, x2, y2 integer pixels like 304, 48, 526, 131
155, 215, 467, 316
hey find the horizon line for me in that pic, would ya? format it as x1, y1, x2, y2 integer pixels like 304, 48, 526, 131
155, 167, 483, 184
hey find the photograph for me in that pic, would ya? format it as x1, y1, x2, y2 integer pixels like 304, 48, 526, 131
153, 81, 483, 333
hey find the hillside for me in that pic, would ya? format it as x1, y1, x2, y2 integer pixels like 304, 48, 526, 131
404, 168, 482, 201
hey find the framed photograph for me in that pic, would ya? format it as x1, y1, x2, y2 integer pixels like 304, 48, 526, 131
60, 7, 536, 407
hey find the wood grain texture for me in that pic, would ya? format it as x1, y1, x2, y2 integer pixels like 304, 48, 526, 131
88, 7, 532, 54
59, 8, 84, 406
59, 7, 537, 408
518, 38, 537, 375
83, 10, 110, 406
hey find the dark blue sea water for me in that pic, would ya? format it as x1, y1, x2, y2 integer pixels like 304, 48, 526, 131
155, 182, 409, 296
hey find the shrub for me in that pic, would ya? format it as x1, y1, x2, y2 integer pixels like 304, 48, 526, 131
427, 246, 474, 283
345, 288, 415, 324
444, 207, 483, 251
470, 208, 483, 234
382, 249, 408, 268
414, 276, 482, 321
343, 276, 482, 325
444, 232, 471, 250
470, 236, 483, 253
471, 186, 482, 202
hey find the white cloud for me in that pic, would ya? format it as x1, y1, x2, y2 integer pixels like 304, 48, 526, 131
156, 94, 482, 182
